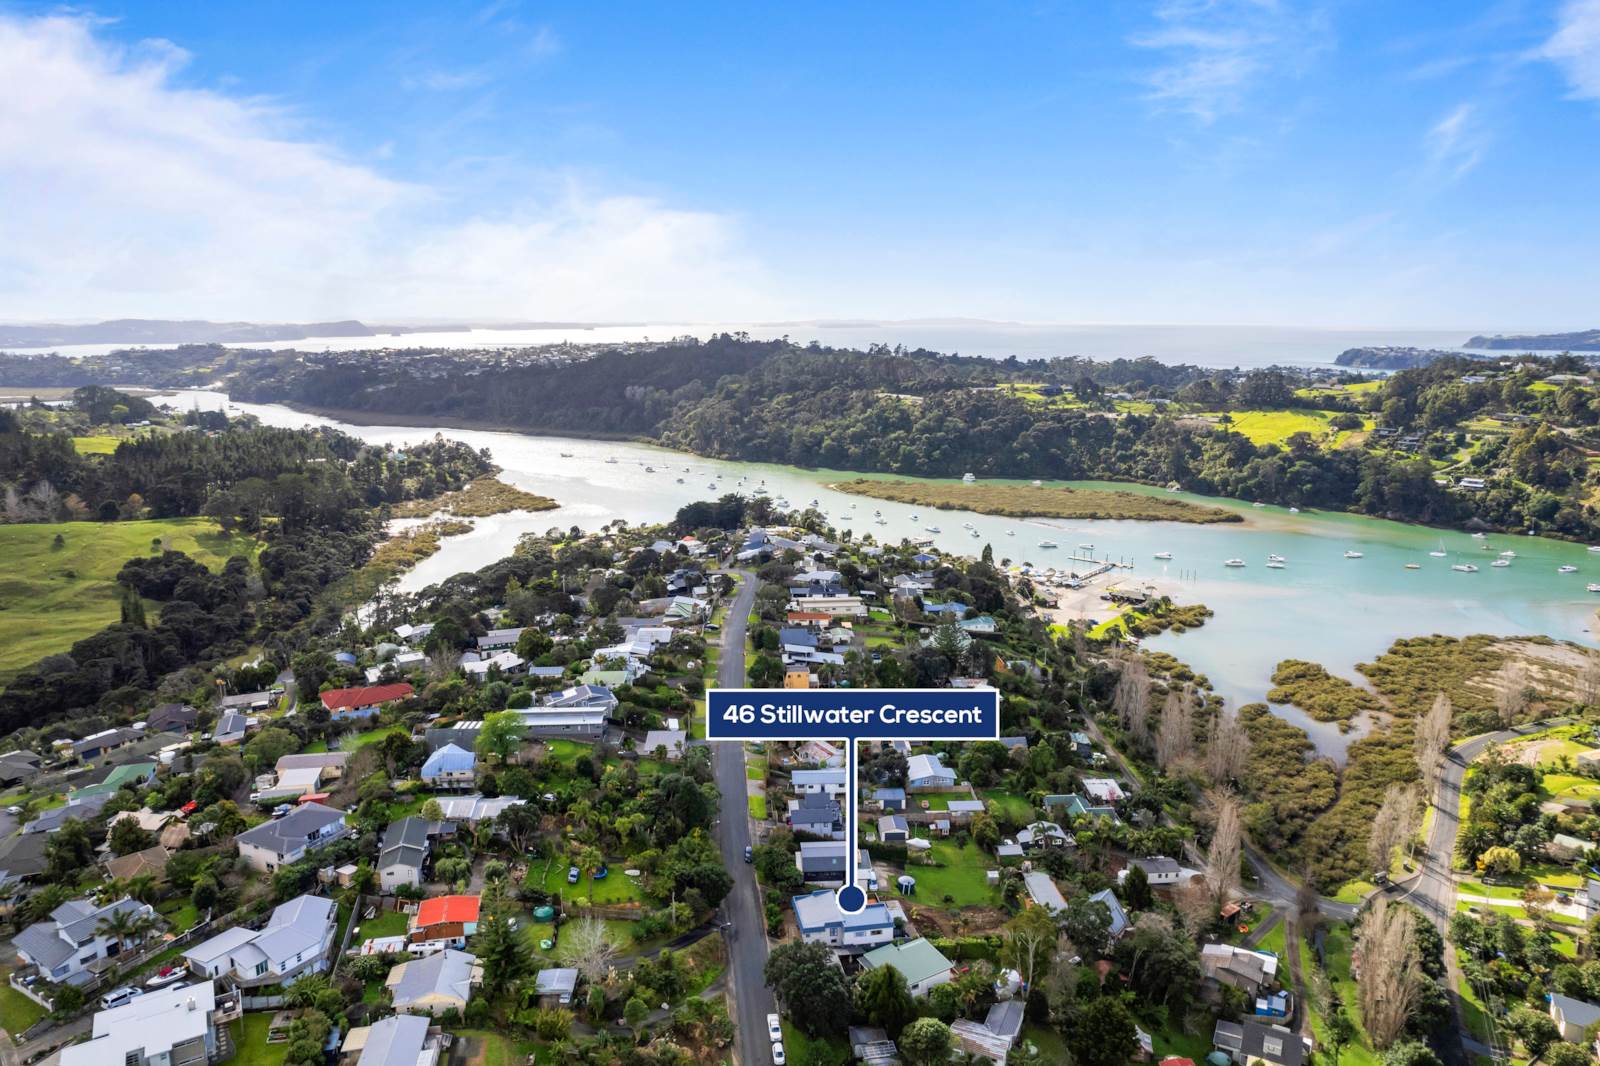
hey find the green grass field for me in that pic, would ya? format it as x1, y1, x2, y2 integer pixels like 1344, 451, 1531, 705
229, 1011, 288, 1066
907, 840, 999, 906
0, 976, 48, 1034
70, 435, 121, 455
539, 857, 644, 906
981, 790, 1036, 822
748, 793, 767, 819
780, 1022, 851, 1066
357, 909, 410, 942
1204, 408, 1370, 446
0, 518, 261, 680
1310, 924, 1381, 1066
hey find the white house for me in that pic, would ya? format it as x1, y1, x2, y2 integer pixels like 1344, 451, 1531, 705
1551, 993, 1600, 1042
791, 890, 895, 953
11, 897, 160, 985
182, 895, 337, 987
60, 979, 227, 1066
1123, 856, 1182, 886
1082, 778, 1125, 804
792, 768, 848, 799
907, 754, 956, 791
234, 803, 349, 873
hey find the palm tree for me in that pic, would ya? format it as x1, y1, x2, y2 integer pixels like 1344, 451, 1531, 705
95, 907, 142, 955
124, 873, 160, 905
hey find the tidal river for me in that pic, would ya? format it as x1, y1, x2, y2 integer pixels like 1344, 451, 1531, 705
159, 390, 1600, 760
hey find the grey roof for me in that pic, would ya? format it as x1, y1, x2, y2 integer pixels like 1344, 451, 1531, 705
0, 830, 50, 879
1133, 856, 1182, 876
146, 704, 197, 731
219, 690, 274, 709
391, 948, 476, 1008
275, 752, 350, 774
1552, 993, 1600, 1030
236, 802, 346, 856
215, 710, 249, 737
26, 794, 111, 833
1219, 1022, 1305, 1066
358, 1014, 433, 1066
791, 801, 841, 828
984, 999, 1026, 1043
798, 841, 848, 873
379, 816, 437, 871
72, 728, 141, 755
13, 897, 150, 969
535, 967, 578, 996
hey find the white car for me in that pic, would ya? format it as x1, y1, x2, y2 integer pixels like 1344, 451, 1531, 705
771, 1042, 786, 1065
766, 1014, 782, 1042
100, 986, 142, 1009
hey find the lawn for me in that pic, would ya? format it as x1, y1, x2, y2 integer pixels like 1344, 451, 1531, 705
0, 978, 48, 1034
70, 435, 121, 455
451, 1031, 544, 1066
157, 898, 202, 933
1202, 408, 1369, 447
915, 791, 977, 811
1015, 1025, 1071, 1063
230, 1011, 288, 1066
1303, 925, 1381, 1066
1331, 879, 1378, 905
748, 793, 768, 819
906, 840, 998, 907
1255, 917, 1287, 958
0, 518, 261, 681
357, 909, 410, 942
981, 790, 1036, 823
341, 724, 408, 750
538, 856, 645, 906
780, 1022, 851, 1066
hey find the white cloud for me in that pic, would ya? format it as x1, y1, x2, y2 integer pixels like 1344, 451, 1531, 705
1423, 102, 1487, 178
0, 13, 768, 322
1130, 0, 1327, 123
1539, 0, 1600, 101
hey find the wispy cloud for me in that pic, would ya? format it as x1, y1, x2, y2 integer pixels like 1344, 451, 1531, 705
404, 68, 491, 91
1129, 0, 1329, 123
0, 13, 768, 321
1423, 102, 1488, 179
1539, 0, 1600, 102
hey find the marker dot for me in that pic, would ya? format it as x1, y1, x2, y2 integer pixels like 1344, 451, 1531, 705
836, 884, 867, 914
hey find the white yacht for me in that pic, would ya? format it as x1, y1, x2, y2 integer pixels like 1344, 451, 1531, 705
605, 457, 618, 464
1404, 563, 1421, 570
1589, 583, 1600, 593
707, 482, 718, 490
963, 472, 976, 482
1560, 565, 1579, 574
1499, 550, 1516, 558
1077, 543, 1095, 550
1289, 506, 1300, 513
1589, 545, 1600, 553
1344, 550, 1363, 558
1224, 558, 1247, 567
559, 451, 574, 458
1006, 529, 1015, 537
675, 477, 684, 484
1453, 563, 1479, 573
1038, 540, 1058, 549
1491, 559, 1511, 568
926, 525, 942, 533
875, 518, 887, 525
970, 529, 981, 538
1429, 540, 1447, 558
1252, 502, 1265, 509
1153, 551, 1173, 560
1267, 553, 1286, 563
1471, 532, 1486, 539
962, 522, 974, 529
910, 513, 919, 521
1265, 561, 1286, 569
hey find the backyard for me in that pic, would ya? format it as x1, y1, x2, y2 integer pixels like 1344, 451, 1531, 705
904, 840, 998, 907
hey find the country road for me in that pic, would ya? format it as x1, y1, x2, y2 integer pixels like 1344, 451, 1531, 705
708, 569, 776, 1064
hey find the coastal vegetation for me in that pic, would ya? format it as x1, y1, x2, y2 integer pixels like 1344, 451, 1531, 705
831, 478, 1240, 523
1266, 659, 1384, 730
391, 475, 556, 518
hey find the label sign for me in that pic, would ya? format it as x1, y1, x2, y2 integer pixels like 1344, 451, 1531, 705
705, 688, 1001, 742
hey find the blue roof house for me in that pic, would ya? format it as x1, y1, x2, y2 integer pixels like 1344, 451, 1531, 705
420, 744, 477, 790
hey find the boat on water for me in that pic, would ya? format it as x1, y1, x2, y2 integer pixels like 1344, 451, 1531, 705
644, 466, 654, 473
1266, 561, 1286, 569
1471, 532, 1486, 539
605, 457, 618, 464
675, 477, 684, 483
1032, 479, 1043, 487
970, 529, 980, 538
707, 482, 718, 490
1589, 583, 1600, 592
909, 513, 919, 520
1344, 550, 1363, 558
962, 522, 974, 529
1560, 565, 1579, 573
1491, 559, 1511, 568
874, 510, 881, 516
1499, 550, 1516, 558
1267, 553, 1286, 563
1454, 563, 1479, 573
875, 518, 887, 525
1038, 540, 1058, 549
1589, 546, 1600, 553
1252, 502, 1265, 509
1078, 543, 1095, 550
1154, 551, 1173, 560
1006, 530, 1015, 536
810, 498, 820, 506
559, 451, 574, 458
1405, 563, 1421, 569
1224, 558, 1246, 567
963, 472, 976, 482
1429, 540, 1447, 557
926, 526, 941, 533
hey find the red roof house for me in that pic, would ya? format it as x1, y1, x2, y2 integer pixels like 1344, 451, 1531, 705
415, 894, 481, 930
320, 683, 414, 715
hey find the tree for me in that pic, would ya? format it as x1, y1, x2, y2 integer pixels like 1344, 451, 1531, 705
475, 709, 525, 763
420, 798, 445, 822
1204, 706, 1251, 786
1154, 686, 1194, 770
1414, 693, 1452, 795
1002, 906, 1059, 992
748, 653, 784, 687
107, 817, 154, 857
515, 628, 554, 661
1479, 845, 1522, 876
763, 941, 850, 1037
1326, 1006, 1357, 1065
1368, 784, 1418, 877
1355, 897, 1423, 1050
1122, 863, 1153, 911
1506, 1006, 1560, 1064
560, 918, 619, 984
1495, 659, 1530, 727
623, 995, 649, 1031
853, 962, 916, 1038
95, 906, 149, 954
1060, 897, 1113, 959
1380, 1040, 1442, 1066
45, 818, 95, 881
1203, 792, 1242, 915
1065, 996, 1137, 1066
1543, 1042, 1592, 1066
473, 910, 532, 997
1113, 654, 1150, 747
244, 726, 301, 774
897, 1018, 953, 1066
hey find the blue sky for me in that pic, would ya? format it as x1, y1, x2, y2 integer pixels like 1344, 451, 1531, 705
2, 0, 1598, 328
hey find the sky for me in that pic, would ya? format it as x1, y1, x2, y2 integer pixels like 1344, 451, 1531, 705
1, 0, 1599, 330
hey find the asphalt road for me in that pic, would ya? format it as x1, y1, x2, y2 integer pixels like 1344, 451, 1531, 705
709, 570, 776, 1065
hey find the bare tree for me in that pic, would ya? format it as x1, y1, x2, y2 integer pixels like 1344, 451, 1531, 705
1579, 655, 1600, 709
1413, 692, 1452, 797
559, 917, 620, 984
1203, 792, 1243, 914
1368, 783, 1418, 877
1001, 907, 1058, 992
1495, 659, 1530, 727
1205, 705, 1251, 786
1354, 897, 1423, 1049
427, 646, 462, 681
1154, 688, 1194, 771
1113, 653, 1150, 748
1172, 876, 1216, 932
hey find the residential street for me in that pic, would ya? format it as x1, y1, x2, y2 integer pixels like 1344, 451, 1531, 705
708, 570, 776, 1064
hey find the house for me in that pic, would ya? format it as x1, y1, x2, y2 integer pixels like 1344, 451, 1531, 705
534, 967, 579, 1007
1023, 871, 1067, 915
544, 684, 618, 712
1082, 778, 1125, 804
419, 745, 476, 790
641, 730, 686, 759
183, 894, 337, 987
321, 683, 414, 721
1550, 993, 1600, 1042
1016, 821, 1071, 851
1579, 879, 1600, 919
146, 704, 198, 734
255, 764, 333, 802
1044, 794, 1120, 823
791, 890, 895, 952
0, 749, 41, 787
951, 1000, 1026, 1066
11, 896, 160, 985
72, 727, 143, 761
512, 705, 608, 738
31, 793, 112, 830
906, 754, 956, 791
70, 761, 157, 803
413, 896, 481, 939
1212, 1021, 1307, 1066
345, 1014, 441, 1066
276, 752, 350, 779
877, 815, 909, 843
792, 595, 867, 617
946, 799, 986, 822
861, 938, 953, 997
796, 842, 874, 886
789, 793, 845, 839
873, 787, 907, 812
433, 795, 525, 824
387, 948, 481, 1015
1090, 889, 1129, 938
476, 628, 525, 652
59, 979, 226, 1066
792, 768, 847, 798
219, 690, 275, 712
784, 668, 816, 689
1124, 856, 1183, 886
379, 817, 452, 891
213, 711, 251, 746
1069, 732, 1094, 759
235, 802, 349, 872
102, 845, 171, 882
1201, 944, 1279, 996
1551, 833, 1593, 860
0, 832, 51, 883
462, 652, 524, 679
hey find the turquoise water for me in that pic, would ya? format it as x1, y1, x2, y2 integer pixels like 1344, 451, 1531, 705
158, 391, 1600, 757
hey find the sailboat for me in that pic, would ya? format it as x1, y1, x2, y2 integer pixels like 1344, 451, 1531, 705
1429, 540, 1447, 558
1559, 565, 1579, 574
1491, 558, 1511, 568
1265, 560, 1286, 569
1154, 551, 1173, 560
1452, 557, 1479, 572
1224, 558, 1246, 567
1344, 550, 1363, 559
1267, 553, 1286, 563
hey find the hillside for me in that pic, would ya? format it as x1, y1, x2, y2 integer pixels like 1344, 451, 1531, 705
1466, 330, 1600, 351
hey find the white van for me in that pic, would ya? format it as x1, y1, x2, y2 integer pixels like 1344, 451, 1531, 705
100, 986, 143, 1009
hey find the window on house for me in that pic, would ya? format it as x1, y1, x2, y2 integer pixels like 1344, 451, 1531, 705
255, 961, 269, 976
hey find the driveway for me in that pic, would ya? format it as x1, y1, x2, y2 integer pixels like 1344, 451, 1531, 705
708, 570, 777, 1063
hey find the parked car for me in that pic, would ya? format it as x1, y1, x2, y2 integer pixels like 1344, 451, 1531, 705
567, 866, 580, 884
744, 845, 753, 863
100, 987, 143, 1009
766, 1014, 782, 1041
772, 1044, 785, 1065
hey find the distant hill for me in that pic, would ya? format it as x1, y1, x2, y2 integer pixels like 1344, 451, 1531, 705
0, 319, 389, 348
1465, 330, 1600, 351
1333, 346, 1480, 369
